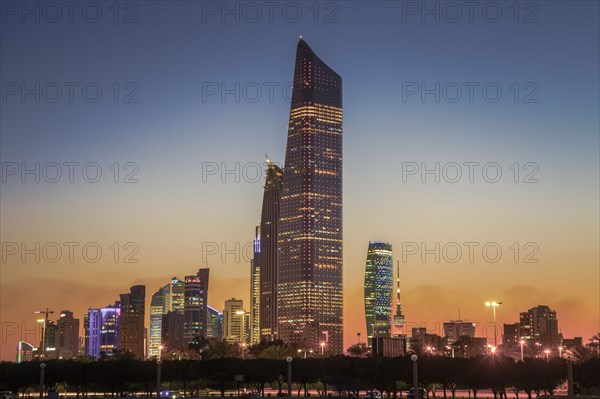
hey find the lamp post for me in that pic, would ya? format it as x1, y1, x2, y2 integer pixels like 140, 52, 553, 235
320, 341, 325, 356
544, 349, 550, 361
286, 356, 293, 396
411, 355, 419, 399
520, 340, 525, 361
156, 359, 162, 398
446, 346, 454, 358
559, 346, 563, 358
39, 363, 46, 399
485, 301, 502, 348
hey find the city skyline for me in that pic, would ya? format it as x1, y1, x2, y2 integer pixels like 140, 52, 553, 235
2, 2, 599, 362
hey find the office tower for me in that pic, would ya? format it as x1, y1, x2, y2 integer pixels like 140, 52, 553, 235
207, 305, 224, 340
161, 311, 185, 351
259, 161, 284, 342
171, 277, 185, 312
519, 305, 561, 347
443, 320, 476, 344
364, 242, 394, 345
56, 310, 80, 358
250, 224, 261, 345
84, 309, 101, 359
100, 303, 120, 356
119, 285, 146, 358
184, 268, 210, 344
149, 284, 171, 358
259, 162, 284, 342
40, 320, 58, 359
223, 298, 246, 344
278, 38, 343, 354
503, 323, 521, 347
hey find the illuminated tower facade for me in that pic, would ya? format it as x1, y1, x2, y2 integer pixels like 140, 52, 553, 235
149, 283, 171, 358
184, 268, 210, 344
278, 38, 343, 353
250, 224, 261, 345
259, 162, 284, 341
119, 285, 145, 359
364, 242, 393, 345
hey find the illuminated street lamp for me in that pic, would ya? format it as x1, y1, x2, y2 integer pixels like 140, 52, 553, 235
485, 301, 502, 348
446, 345, 455, 358
544, 349, 550, 360
320, 341, 325, 356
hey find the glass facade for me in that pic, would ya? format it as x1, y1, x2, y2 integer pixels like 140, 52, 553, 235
184, 268, 209, 344
149, 283, 171, 358
118, 285, 145, 359
364, 241, 393, 344
278, 38, 343, 353
259, 163, 283, 342
250, 224, 261, 345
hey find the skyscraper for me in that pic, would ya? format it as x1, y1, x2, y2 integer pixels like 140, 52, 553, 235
278, 38, 343, 354
171, 277, 185, 313
184, 268, 210, 345
519, 305, 562, 347
207, 305, 224, 340
84, 309, 101, 359
99, 303, 120, 357
56, 310, 80, 358
250, 224, 261, 345
223, 298, 246, 344
119, 285, 146, 359
259, 162, 284, 342
443, 320, 476, 344
161, 311, 185, 351
364, 242, 393, 345
149, 283, 171, 358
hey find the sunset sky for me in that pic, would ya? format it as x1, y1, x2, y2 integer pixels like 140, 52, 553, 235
1, 1, 599, 361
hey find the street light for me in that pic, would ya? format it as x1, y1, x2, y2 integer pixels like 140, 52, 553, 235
156, 359, 162, 398
559, 346, 563, 358
39, 363, 46, 399
320, 341, 325, 356
544, 349, 550, 361
411, 355, 419, 399
520, 340, 525, 361
485, 301, 502, 348
446, 345, 455, 358
286, 356, 293, 396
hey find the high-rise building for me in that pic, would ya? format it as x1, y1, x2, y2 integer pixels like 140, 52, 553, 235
278, 38, 343, 354
184, 268, 210, 345
260, 162, 284, 342
250, 224, 261, 345
207, 305, 223, 340
223, 298, 246, 344
519, 305, 561, 347
364, 242, 394, 345
149, 284, 171, 358
503, 323, 521, 347
443, 320, 476, 344
171, 277, 185, 313
119, 285, 146, 358
84, 309, 101, 359
56, 310, 80, 358
99, 303, 120, 357
161, 311, 185, 351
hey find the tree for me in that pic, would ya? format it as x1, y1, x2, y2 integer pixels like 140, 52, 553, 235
346, 343, 370, 358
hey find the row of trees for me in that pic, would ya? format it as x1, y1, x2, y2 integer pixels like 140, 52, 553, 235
2, 356, 599, 398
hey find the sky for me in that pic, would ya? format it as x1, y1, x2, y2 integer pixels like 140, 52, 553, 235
1, 0, 599, 361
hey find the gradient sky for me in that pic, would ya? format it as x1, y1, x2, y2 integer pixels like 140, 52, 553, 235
1, 1, 599, 361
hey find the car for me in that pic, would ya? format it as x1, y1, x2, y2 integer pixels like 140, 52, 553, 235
365, 391, 381, 399
407, 388, 428, 399
160, 391, 183, 399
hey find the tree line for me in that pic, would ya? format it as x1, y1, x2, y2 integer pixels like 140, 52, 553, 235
1, 356, 599, 398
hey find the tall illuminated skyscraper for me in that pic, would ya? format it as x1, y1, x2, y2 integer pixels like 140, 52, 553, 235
364, 242, 393, 345
184, 268, 209, 344
223, 298, 246, 344
171, 277, 185, 313
149, 283, 171, 358
278, 38, 343, 353
119, 285, 145, 359
250, 224, 261, 345
259, 162, 283, 342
